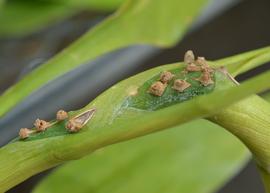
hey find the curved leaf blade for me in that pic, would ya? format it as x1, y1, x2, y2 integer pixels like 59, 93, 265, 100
0, 2, 75, 37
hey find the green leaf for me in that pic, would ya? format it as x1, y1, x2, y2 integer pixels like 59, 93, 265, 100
0, 0, 126, 37
54, 0, 126, 11
0, 2, 75, 37
0, 0, 208, 117
0, 61, 269, 192
212, 46, 270, 77
32, 120, 249, 193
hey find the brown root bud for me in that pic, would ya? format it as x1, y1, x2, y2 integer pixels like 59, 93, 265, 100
66, 108, 96, 133
196, 72, 214, 86
19, 128, 34, 139
186, 63, 201, 72
34, 119, 50, 132
196, 57, 207, 65
148, 81, 167, 96
56, 110, 68, 121
195, 57, 214, 73
159, 71, 174, 83
184, 50, 195, 64
66, 119, 83, 133
172, 79, 191, 92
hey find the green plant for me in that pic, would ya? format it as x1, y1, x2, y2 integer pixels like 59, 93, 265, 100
0, 0, 270, 193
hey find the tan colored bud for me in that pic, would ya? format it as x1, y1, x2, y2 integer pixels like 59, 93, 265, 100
159, 71, 174, 83
184, 50, 195, 64
172, 79, 191, 92
56, 110, 68, 121
66, 108, 96, 133
196, 72, 214, 86
19, 128, 34, 139
148, 81, 166, 96
34, 119, 50, 132
66, 119, 83, 133
186, 63, 201, 72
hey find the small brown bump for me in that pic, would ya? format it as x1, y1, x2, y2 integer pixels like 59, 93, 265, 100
148, 81, 166, 96
56, 110, 68, 121
196, 57, 207, 65
184, 50, 195, 64
195, 57, 215, 74
186, 63, 201, 72
66, 119, 83, 133
172, 79, 191, 92
159, 71, 174, 83
202, 66, 214, 74
66, 108, 96, 133
19, 128, 34, 139
196, 72, 214, 86
34, 119, 50, 132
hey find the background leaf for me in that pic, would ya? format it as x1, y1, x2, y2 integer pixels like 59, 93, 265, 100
0, 0, 126, 37
54, 0, 126, 11
0, 2, 75, 37
0, 0, 208, 117
32, 120, 249, 193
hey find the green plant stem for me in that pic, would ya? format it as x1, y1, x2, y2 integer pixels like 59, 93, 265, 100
209, 95, 270, 192
0, 64, 269, 192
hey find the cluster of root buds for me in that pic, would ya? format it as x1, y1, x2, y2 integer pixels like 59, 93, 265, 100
184, 51, 215, 86
19, 110, 68, 139
18, 108, 96, 140
148, 50, 215, 96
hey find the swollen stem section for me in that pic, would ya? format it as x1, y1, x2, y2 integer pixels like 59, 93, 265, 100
209, 95, 270, 192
